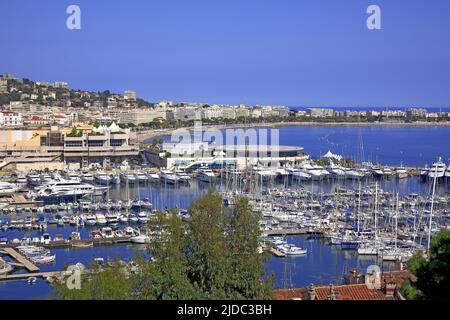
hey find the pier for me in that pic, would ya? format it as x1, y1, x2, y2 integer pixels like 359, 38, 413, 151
0, 236, 133, 250
262, 229, 308, 237
0, 271, 65, 281
269, 247, 286, 257
1, 247, 40, 272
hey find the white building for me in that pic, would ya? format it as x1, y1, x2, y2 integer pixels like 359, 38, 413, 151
0, 112, 23, 126
124, 90, 137, 101
202, 105, 223, 119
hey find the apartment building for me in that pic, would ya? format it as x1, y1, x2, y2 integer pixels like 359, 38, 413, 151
0, 112, 23, 126
307, 108, 334, 118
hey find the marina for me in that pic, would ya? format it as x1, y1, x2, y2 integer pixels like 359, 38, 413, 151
0, 125, 449, 299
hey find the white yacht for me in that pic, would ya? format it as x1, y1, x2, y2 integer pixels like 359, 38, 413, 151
0, 182, 19, 195
120, 172, 137, 184
95, 171, 112, 185
357, 241, 382, 255
111, 173, 120, 184
27, 174, 41, 186
288, 168, 311, 181
396, 168, 408, 180
119, 214, 129, 223
105, 212, 119, 225
428, 158, 446, 179
253, 167, 277, 180
346, 169, 364, 180
85, 214, 97, 226
327, 164, 346, 178
301, 163, 325, 180
146, 171, 160, 182
65, 171, 81, 182
81, 172, 95, 183
196, 168, 217, 182
175, 170, 191, 183
445, 165, 450, 179
135, 171, 148, 183
16, 175, 28, 186
95, 213, 107, 225
130, 234, 151, 244
32, 179, 108, 202
159, 169, 179, 184
137, 211, 149, 224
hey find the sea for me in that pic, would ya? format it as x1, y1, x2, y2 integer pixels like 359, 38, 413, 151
161, 124, 450, 167
1, 124, 449, 299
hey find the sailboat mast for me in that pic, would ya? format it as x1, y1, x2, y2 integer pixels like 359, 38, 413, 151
374, 182, 378, 241
427, 164, 438, 252
357, 181, 361, 234
395, 192, 399, 249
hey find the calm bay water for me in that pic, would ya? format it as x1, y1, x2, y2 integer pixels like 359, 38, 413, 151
273, 125, 450, 166
160, 124, 450, 167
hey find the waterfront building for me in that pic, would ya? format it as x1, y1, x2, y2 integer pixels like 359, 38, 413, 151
0, 123, 139, 171
307, 108, 334, 118
406, 108, 427, 118
235, 105, 250, 118
221, 107, 236, 119
119, 108, 165, 124
174, 107, 202, 121
250, 107, 263, 118
63, 122, 139, 168
161, 144, 306, 171
202, 105, 223, 119
366, 110, 381, 117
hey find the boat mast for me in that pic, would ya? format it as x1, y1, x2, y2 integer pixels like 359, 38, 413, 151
357, 180, 361, 235
374, 182, 378, 241
395, 192, 399, 250
427, 163, 438, 253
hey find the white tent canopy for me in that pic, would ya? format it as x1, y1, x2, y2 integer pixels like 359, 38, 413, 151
322, 150, 343, 161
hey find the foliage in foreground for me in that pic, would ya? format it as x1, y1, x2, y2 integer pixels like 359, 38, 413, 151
401, 230, 450, 300
53, 191, 273, 300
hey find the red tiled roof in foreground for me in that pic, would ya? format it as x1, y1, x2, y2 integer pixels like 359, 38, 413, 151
275, 288, 309, 300
315, 284, 390, 300
274, 284, 390, 300
274, 270, 415, 300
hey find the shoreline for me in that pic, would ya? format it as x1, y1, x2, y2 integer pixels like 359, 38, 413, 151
136, 121, 450, 143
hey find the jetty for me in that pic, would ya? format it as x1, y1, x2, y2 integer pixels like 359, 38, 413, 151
262, 229, 308, 237
0, 271, 65, 281
1, 247, 40, 272
269, 247, 286, 257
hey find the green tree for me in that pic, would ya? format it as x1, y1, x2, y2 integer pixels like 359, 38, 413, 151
402, 230, 450, 300
53, 261, 137, 300
52, 192, 273, 300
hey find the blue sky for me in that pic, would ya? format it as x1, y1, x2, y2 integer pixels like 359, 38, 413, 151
0, 0, 449, 108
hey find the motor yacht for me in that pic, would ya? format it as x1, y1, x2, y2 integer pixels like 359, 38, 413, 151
95, 171, 112, 185
159, 169, 179, 184
196, 168, 217, 183
428, 157, 446, 179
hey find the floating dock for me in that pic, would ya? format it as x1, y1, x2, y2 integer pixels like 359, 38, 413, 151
0, 236, 132, 250
1, 247, 40, 272
262, 229, 308, 237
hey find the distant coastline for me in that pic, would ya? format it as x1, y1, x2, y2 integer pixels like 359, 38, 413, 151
136, 121, 450, 143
